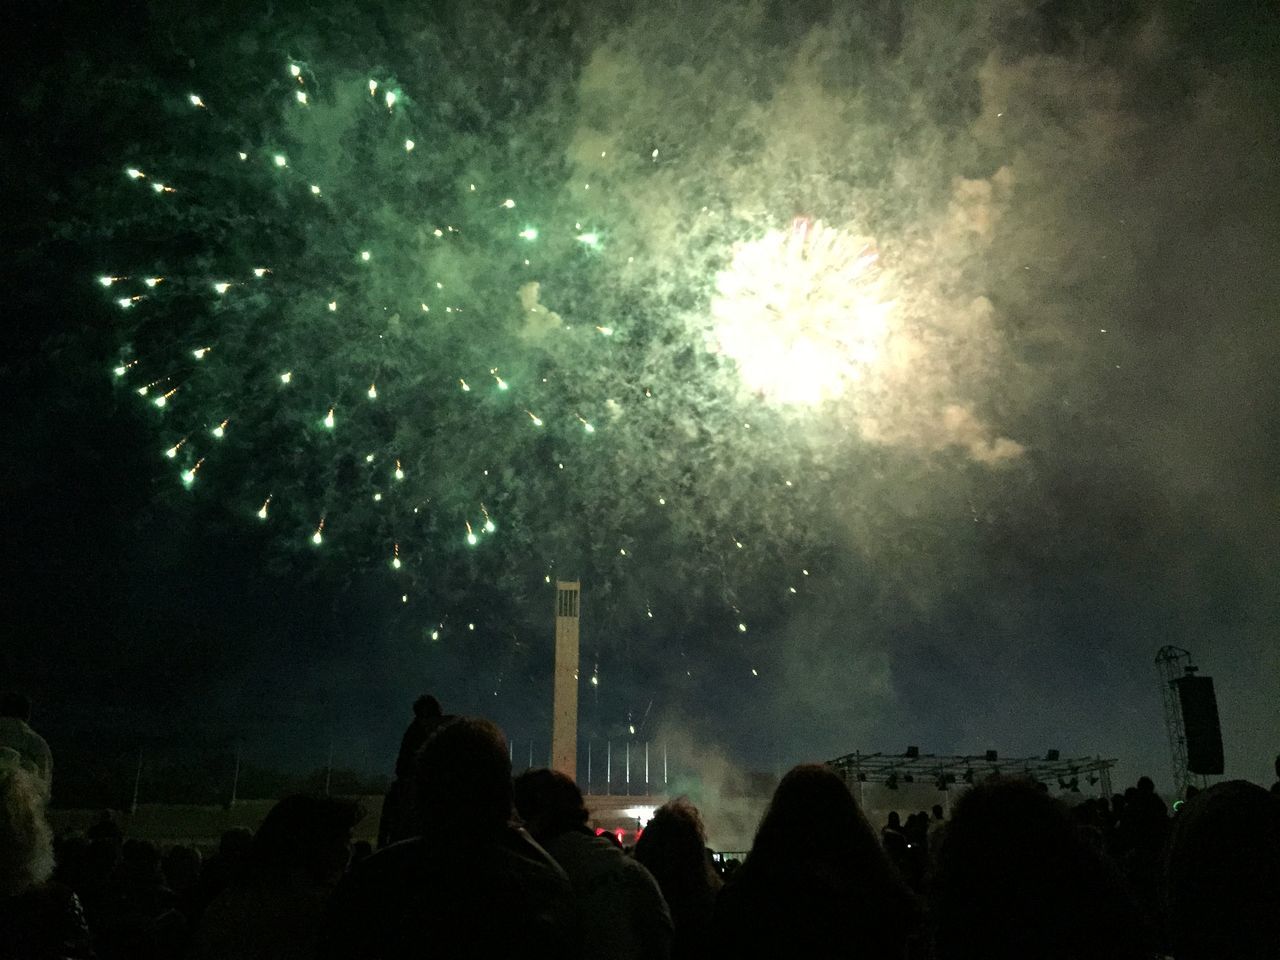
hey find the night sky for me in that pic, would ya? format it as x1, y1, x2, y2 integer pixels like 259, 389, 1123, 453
3, 0, 1277, 803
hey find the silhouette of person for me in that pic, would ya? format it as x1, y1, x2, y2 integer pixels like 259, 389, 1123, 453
515, 767, 672, 960
633, 798, 720, 960
930, 778, 1150, 960
880, 809, 909, 880
321, 717, 575, 959
715, 764, 917, 959
378, 694, 447, 848
0, 761, 93, 959
191, 795, 363, 960
0, 692, 52, 796
395, 695, 443, 779
1165, 780, 1280, 960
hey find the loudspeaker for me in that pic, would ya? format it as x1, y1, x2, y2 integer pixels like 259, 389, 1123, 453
1174, 675, 1224, 775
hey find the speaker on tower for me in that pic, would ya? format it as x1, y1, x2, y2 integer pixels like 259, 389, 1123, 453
1174, 674, 1224, 776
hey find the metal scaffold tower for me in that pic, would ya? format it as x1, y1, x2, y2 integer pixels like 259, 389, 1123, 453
1154, 645, 1195, 797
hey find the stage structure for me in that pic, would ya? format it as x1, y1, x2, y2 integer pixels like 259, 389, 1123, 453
551, 580, 581, 780
827, 748, 1116, 797
1154, 645, 1224, 796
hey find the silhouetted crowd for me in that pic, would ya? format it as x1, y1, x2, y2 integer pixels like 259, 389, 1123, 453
2, 690, 1279, 959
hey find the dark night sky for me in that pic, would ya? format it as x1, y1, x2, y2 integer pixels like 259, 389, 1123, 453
2, 0, 1278, 805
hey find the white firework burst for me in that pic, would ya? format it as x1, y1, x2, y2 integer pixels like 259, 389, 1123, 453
711, 217, 894, 406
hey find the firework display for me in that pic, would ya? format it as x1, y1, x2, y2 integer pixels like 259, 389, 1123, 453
95, 60, 844, 655
86, 9, 1023, 714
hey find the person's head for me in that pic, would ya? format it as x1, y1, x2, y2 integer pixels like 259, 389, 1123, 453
749, 765, 881, 865
414, 716, 512, 837
1136, 776, 1155, 795
250, 795, 364, 887
219, 826, 253, 859
1165, 780, 1280, 960
0, 692, 31, 722
887, 810, 901, 828
931, 778, 1148, 960
413, 694, 442, 720
633, 797, 719, 906
742, 763, 910, 917
0, 765, 54, 897
512, 768, 588, 842
120, 838, 165, 884
163, 844, 202, 894
86, 835, 121, 880
932, 804, 945, 820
